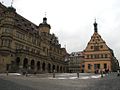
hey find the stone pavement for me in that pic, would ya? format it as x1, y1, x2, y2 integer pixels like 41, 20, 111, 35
0, 73, 102, 79
0, 72, 120, 90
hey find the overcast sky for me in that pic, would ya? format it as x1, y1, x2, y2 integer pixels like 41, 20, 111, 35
1, 0, 120, 63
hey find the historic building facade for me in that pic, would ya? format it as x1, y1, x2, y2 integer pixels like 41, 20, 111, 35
67, 21, 119, 73
68, 51, 84, 73
82, 20, 119, 73
0, 3, 67, 73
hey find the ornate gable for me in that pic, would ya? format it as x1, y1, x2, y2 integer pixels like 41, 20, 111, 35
84, 21, 109, 52
82, 21, 117, 73
84, 32, 109, 52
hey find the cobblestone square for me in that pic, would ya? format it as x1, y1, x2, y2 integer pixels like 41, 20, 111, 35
0, 73, 120, 90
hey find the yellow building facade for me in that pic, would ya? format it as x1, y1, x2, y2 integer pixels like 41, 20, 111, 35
82, 20, 119, 73
0, 3, 67, 73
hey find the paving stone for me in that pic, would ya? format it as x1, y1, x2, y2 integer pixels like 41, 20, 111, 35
0, 73, 119, 90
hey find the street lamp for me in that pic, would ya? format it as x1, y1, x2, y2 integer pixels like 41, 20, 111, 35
19, 65, 23, 74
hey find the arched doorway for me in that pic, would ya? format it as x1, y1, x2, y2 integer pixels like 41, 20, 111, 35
60, 66, 62, 73
23, 58, 28, 69
57, 66, 59, 73
42, 62, 45, 71
37, 61, 40, 70
48, 63, 51, 73
15, 57, 20, 71
52, 65, 55, 72
16, 57, 20, 65
31, 60, 35, 70
81, 69, 84, 73
63, 67, 65, 73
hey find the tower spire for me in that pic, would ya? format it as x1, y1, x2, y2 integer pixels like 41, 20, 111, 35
45, 12, 46, 17
93, 19, 98, 33
1, 1, 4, 4
11, 0, 14, 7
43, 12, 47, 24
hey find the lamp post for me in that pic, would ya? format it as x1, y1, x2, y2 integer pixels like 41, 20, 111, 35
19, 65, 23, 75
53, 69, 55, 78
100, 69, 103, 78
26, 65, 30, 77
77, 72, 79, 78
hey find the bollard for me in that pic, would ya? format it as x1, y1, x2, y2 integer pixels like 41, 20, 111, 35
25, 71, 28, 77
6, 71, 8, 76
101, 71, 103, 78
77, 72, 79, 78
53, 70, 55, 78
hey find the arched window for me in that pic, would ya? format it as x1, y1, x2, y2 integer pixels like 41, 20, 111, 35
37, 61, 40, 70
16, 57, 20, 65
57, 66, 59, 72
31, 60, 35, 69
23, 58, 28, 69
42, 62, 45, 71
48, 63, 51, 73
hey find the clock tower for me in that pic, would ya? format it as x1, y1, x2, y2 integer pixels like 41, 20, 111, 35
38, 17, 51, 34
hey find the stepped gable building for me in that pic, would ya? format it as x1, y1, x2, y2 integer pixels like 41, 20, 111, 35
82, 20, 119, 73
0, 3, 67, 73
68, 51, 84, 73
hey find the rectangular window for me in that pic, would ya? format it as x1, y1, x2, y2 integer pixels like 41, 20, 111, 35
32, 37, 36, 45
94, 64, 97, 69
94, 54, 96, 58
43, 47, 46, 52
87, 55, 89, 59
2, 39, 11, 47
101, 54, 103, 58
36, 50, 40, 54
91, 54, 93, 58
94, 64, 100, 69
16, 31, 25, 40
82, 65, 85, 68
88, 64, 91, 69
2, 28, 11, 33
104, 63, 107, 69
94, 46, 99, 51
96, 54, 99, 58
31, 48, 35, 53
15, 43, 18, 49
26, 46, 29, 51
97, 64, 100, 69
15, 43, 24, 50
105, 54, 108, 58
